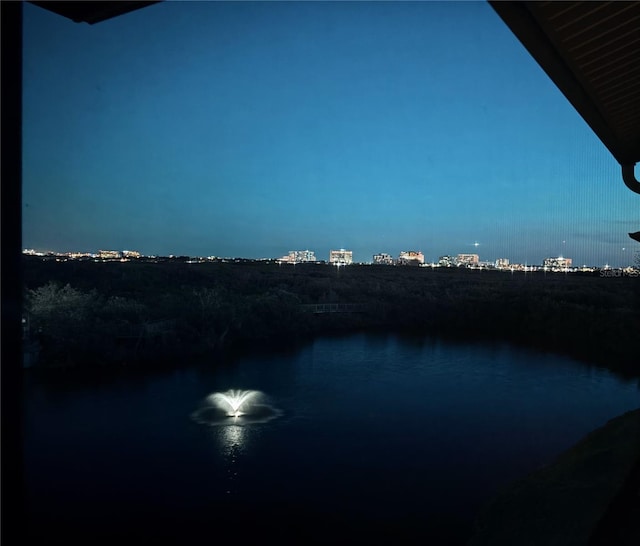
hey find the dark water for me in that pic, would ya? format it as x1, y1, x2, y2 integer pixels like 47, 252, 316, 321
23, 334, 639, 545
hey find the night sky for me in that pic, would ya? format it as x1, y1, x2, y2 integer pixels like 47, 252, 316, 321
23, 1, 638, 266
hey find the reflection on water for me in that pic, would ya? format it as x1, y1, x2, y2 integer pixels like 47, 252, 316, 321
196, 391, 281, 495
215, 424, 249, 495
218, 424, 247, 454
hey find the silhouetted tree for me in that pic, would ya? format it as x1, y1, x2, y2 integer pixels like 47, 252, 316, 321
27, 282, 102, 364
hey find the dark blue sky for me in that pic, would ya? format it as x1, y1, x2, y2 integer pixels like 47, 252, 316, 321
23, 1, 638, 266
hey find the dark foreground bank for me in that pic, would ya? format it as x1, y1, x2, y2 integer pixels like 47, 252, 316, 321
467, 408, 640, 546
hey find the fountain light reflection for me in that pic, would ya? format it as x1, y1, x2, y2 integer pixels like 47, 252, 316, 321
219, 424, 247, 453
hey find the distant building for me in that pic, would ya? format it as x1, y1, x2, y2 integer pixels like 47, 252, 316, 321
122, 250, 141, 258
329, 249, 353, 266
398, 251, 424, 265
98, 250, 122, 259
456, 253, 479, 267
373, 253, 394, 265
23, 248, 53, 256
543, 256, 572, 269
495, 258, 510, 269
278, 250, 317, 264
438, 255, 455, 267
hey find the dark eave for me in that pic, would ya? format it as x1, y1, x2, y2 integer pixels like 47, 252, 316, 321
490, 1, 640, 192
30, 1, 160, 25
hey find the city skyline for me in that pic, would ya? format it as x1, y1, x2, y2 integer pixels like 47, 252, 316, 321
23, 2, 638, 267
23, 244, 639, 270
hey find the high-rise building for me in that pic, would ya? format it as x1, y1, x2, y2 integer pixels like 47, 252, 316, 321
543, 257, 572, 269
373, 253, 394, 265
438, 255, 455, 267
398, 251, 424, 265
329, 249, 353, 265
495, 258, 510, 269
98, 250, 122, 259
456, 254, 479, 266
279, 250, 317, 263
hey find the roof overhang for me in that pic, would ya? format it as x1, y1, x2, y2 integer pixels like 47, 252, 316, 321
30, 1, 160, 25
489, 1, 640, 193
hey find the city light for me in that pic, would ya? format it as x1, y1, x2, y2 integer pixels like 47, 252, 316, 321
21, 247, 639, 274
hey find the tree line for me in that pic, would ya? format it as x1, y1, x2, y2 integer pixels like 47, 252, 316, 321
23, 257, 639, 377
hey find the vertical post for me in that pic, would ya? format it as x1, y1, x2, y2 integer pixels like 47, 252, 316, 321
1, 0, 24, 539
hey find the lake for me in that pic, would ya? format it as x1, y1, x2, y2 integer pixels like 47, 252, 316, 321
23, 333, 639, 545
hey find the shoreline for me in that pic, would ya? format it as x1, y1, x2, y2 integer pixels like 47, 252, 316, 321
22, 259, 639, 379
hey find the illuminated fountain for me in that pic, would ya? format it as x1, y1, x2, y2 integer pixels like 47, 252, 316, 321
209, 390, 260, 418
191, 389, 282, 426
